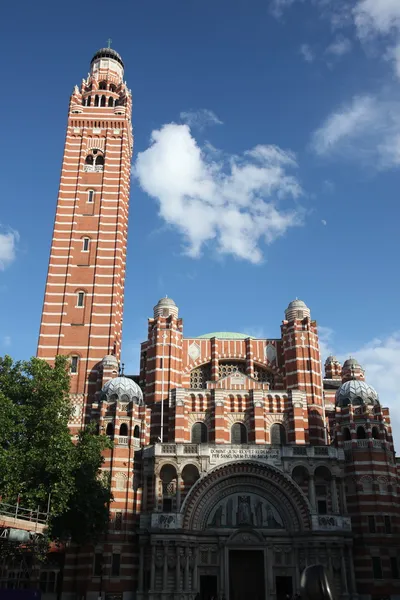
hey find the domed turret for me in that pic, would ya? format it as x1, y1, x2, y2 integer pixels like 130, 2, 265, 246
341, 357, 365, 382
101, 354, 119, 370
91, 47, 124, 69
102, 376, 143, 404
324, 355, 342, 379
284, 299, 311, 322
154, 296, 179, 319
336, 379, 379, 408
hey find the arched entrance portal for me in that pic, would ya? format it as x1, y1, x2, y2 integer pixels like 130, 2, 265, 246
180, 461, 311, 600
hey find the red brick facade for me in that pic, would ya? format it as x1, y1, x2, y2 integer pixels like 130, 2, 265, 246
28, 49, 400, 600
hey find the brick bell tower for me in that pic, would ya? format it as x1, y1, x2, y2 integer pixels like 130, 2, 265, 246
37, 46, 133, 419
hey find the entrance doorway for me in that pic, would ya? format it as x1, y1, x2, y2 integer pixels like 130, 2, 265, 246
200, 575, 218, 600
276, 576, 293, 600
229, 550, 265, 600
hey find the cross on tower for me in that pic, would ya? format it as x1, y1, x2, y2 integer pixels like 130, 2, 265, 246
107, 38, 112, 49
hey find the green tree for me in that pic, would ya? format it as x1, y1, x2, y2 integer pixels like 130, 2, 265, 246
0, 355, 112, 545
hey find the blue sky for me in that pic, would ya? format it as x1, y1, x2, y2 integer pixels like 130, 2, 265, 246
1, 0, 400, 433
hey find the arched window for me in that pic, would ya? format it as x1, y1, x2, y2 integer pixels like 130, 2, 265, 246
270, 423, 286, 445
95, 155, 104, 166
70, 355, 79, 374
372, 426, 380, 439
108, 97, 114, 107
99, 81, 107, 90
115, 473, 127, 490
82, 237, 90, 252
76, 291, 84, 307
94, 95, 99, 106
85, 154, 94, 165
100, 95, 106, 107
87, 190, 94, 203
133, 425, 140, 438
343, 427, 351, 441
86, 96, 91, 107
106, 422, 114, 437
231, 422, 247, 444
119, 423, 128, 436
357, 426, 366, 439
191, 422, 208, 444
109, 84, 116, 92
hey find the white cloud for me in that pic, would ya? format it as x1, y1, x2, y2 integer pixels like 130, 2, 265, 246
311, 95, 378, 155
180, 109, 223, 130
300, 44, 315, 63
311, 93, 400, 169
270, 0, 301, 18
135, 123, 303, 263
353, 0, 400, 39
325, 35, 352, 57
2, 335, 11, 348
0, 227, 19, 270
321, 219, 327, 225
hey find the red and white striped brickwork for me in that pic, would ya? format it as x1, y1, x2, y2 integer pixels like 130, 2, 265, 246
37, 48, 133, 429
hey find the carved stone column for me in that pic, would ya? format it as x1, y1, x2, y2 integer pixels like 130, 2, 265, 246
138, 545, 145, 592
163, 543, 168, 592
331, 476, 339, 514
341, 554, 348, 595
150, 545, 156, 591
348, 547, 357, 597
184, 546, 190, 591
176, 545, 181, 593
308, 474, 316, 511
340, 479, 348, 514
176, 474, 182, 511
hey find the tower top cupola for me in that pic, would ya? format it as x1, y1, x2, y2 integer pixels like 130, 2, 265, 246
284, 298, 311, 322
153, 296, 179, 319
90, 42, 124, 79
91, 47, 124, 69
341, 357, 365, 382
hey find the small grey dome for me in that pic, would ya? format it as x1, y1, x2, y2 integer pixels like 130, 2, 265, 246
156, 297, 176, 307
285, 298, 311, 321
91, 48, 124, 68
102, 376, 143, 404
343, 358, 360, 368
154, 296, 179, 319
325, 355, 338, 364
336, 379, 379, 408
102, 354, 118, 369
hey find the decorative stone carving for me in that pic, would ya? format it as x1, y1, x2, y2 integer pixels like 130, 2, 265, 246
265, 344, 277, 363
188, 343, 201, 361
207, 492, 284, 529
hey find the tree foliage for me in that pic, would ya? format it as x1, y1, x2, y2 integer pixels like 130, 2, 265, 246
0, 355, 113, 546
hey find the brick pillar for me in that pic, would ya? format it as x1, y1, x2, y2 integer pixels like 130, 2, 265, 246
252, 391, 266, 443
246, 338, 254, 378
211, 337, 219, 381
291, 390, 308, 444
174, 390, 186, 443
214, 391, 226, 443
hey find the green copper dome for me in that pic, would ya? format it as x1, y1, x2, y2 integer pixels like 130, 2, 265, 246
196, 332, 254, 340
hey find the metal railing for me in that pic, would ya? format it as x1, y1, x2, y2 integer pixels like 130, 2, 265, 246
0, 500, 48, 525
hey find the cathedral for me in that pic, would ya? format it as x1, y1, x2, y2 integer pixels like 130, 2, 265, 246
29, 47, 400, 600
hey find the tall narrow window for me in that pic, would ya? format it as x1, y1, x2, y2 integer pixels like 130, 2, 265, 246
385, 515, 392, 533
93, 553, 103, 576
82, 237, 90, 252
391, 557, 399, 579
111, 553, 121, 576
70, 356, 78, 374
77, 291, 84, 307
87, 190, 94, 203
372, 557, 382, 579
368, 515, 376, 533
